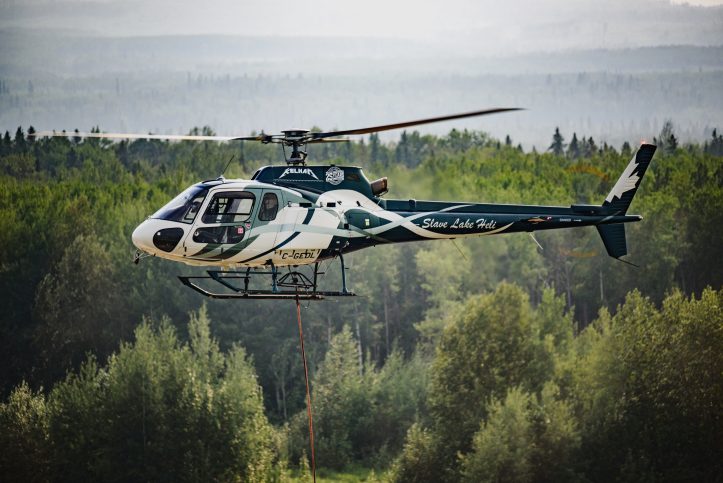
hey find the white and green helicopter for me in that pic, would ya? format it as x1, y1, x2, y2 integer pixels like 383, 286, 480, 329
38, 109, 655, 299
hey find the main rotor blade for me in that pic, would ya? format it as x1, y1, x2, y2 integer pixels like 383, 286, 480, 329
310, 107, 524, 139
31, 131, 237, 141
307, 138, 350, 144
231, 134, 274, 142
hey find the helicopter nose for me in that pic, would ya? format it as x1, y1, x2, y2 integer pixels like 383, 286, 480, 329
133, 220, 186, 254
132, 220, 156, 253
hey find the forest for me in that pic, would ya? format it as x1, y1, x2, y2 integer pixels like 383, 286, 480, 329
0, 124, 721, 481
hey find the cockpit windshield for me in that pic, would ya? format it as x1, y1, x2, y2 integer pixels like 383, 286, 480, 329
151, 185, 208, 224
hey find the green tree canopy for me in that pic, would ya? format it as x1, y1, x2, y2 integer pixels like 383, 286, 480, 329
45, 307, 275, 481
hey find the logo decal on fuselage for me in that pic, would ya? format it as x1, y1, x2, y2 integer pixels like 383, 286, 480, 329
326, 166, 344, 185
280, 167, 319, 180
420, 217, 498, 230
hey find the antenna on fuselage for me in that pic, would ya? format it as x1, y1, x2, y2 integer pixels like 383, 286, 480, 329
220, 154, 235, 177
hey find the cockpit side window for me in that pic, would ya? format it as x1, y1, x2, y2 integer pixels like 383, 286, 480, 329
183, 192, 207, 223
202, 191, 255, 224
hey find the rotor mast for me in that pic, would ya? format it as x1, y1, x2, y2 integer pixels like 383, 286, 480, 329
281, 130, 310, 165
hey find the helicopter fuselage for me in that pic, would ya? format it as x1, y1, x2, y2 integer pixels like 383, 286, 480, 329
131, 161, 646, 269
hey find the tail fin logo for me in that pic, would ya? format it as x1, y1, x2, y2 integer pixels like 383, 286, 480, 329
605, 158, 640, 203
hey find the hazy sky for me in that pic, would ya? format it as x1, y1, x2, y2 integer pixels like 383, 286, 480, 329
2, 0, 721, 146
672, 0, 723, 4
3, 0, 723, 49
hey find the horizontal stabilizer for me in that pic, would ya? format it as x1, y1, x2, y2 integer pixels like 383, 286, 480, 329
597, 223, 627, 258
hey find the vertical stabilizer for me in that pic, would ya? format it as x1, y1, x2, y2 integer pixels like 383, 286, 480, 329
603, 144, 656, 214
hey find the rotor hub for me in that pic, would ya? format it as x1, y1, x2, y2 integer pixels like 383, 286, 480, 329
281, 129, 310, 139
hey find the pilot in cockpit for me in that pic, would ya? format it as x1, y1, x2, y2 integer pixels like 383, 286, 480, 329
259, 193, 278, 221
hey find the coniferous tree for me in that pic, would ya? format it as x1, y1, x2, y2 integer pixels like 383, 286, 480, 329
26, 126, 36, 148
621, 141, 632, 157
705, 128, 723, 155
369, 133, 380, 164
658, 120, 678, 155
396, 131, 409, 166
1, 131, 11, 156
587, 137, 597, 157
567, 133, 580, 159
548, 128, 566, 156
14, 127, 25, 152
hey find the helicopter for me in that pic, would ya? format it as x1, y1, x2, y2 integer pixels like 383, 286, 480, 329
36, 108, 656, 300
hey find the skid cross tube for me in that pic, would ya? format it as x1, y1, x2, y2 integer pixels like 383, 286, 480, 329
177, 256, 355, 300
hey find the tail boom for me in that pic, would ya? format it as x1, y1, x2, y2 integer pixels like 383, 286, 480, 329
358, 144, 655, 259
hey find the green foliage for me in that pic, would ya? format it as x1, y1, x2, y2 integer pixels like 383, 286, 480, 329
416, 283, 573, 480
0, 126, 721, 479
290, 327, 428, 470
414, 242, 470, 342
33, 234, 128, 384
395, 287, 722, 482
309, 325, 366, 469
1, 152, 35, 177
388, 424, 444, 483
362, 350, 430, 468
41, 307, 276, 481
460, 387, 534, 483
428, 284, 549, 461
0, 382, 51, 482
460, 383, 580, 483
535, 286, 574, 354
570, 288, 723, 481
529, 382, 581, 482
3, 125, 720, 401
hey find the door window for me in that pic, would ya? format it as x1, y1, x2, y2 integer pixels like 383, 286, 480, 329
192, 225, 246, 244
258, 192, 279, 221
202, 191, 255, 224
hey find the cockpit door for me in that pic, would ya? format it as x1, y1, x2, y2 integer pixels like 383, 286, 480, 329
182, 189, 260, 264
181, 188, 285, 265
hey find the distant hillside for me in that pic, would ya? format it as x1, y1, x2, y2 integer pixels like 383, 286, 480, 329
1, 29, 723, 76
1, 30, 721, 148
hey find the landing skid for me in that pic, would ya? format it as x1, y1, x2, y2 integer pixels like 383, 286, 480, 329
178, 257, 355, 300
